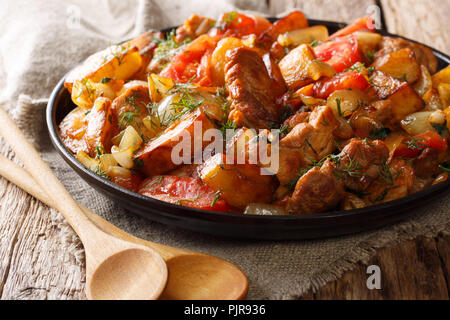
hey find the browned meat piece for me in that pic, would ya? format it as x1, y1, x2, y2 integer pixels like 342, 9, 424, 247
375, 36, 438, 74
175, 14, 215, 43
225, 48, 280, 129
277, 106, 338, 185
413, 148, 440, 179
262, 53, 288, 99
282, 112, 310, 130
111, 85, 153, 140
286, 159, 345, 214
129, 31, 164, 80
364, 159, 415, 203
336, 138, 389, 192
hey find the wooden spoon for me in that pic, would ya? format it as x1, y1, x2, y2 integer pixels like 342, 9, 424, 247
0, 107, 168, 300
0, 154, 248, 300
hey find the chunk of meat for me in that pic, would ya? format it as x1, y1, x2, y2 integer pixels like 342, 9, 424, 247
412, 147, 440, 179
134, 108, 217, 176
111, 85, 152, 139
129, 31, 164, 80
139, 175, 229, 212
286, 159, 345, 214
375, 36, 438, 74
282, 112, 310, 130
225, 48, 280, 129
262, 53, 288, 99
364, 159, 415, 203
83, 97, 114, 157
336, 138, 389, 192
277, 106, 338, 185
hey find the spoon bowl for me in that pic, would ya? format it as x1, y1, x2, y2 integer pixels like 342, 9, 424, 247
88, 247, 168, 300
160, 254, 248, 300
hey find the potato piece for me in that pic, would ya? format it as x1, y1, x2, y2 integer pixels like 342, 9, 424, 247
279, 44, 335, 90
400, 111, 434, 136
327, 88, 368, 117
413, 65, 433, 97
65, 44, 142, 92
71, 79, 120, 109
199, 154, 274, 209
388, 84, 424, 122
423, 88, 444, 111
438, 83, 450, 108
372, 48, 420, 83
211, 37, 245, 86
432, 65, 450, 88
135, 108, 217, 176
356, 31, 382, 58
148, 74, 175, 103
83, 97, 114, 157
277, 25, 329, 47
370, 71, 424, 122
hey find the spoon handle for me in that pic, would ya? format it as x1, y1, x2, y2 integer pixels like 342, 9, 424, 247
0, 107, 98, 241
0, 153, 186, 260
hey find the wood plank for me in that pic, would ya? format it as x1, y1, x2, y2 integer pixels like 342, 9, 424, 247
381, 0, 450, 53
303, 236, 450, 299
0, 146, 85, 300
269, 0, 378, 24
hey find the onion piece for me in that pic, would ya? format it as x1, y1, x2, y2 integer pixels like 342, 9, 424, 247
119, 125, 143, 151
111, 145, 134, 169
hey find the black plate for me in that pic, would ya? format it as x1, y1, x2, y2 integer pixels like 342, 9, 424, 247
47, 19, 450, 240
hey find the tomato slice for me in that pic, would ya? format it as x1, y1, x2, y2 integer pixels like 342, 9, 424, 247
159, 35, 217, 84
313, 71, 370, 99
209, 12, 271, 38
393, 131, 448, 159
330, 15, 375, 39
111, 173, 143, 192
314, 34, 362, 73
138, 176, 229, 212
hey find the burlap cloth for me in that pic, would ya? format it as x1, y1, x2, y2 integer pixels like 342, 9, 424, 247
1, 0, 449, 300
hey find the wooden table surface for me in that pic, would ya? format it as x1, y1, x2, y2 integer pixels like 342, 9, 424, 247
0, 0, 449, 300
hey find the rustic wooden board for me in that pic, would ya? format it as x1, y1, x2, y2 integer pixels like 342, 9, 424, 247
269, 0, 378, 24
302, 236, 450, 299
381, 0, 450, 53
0, 147, 86, 300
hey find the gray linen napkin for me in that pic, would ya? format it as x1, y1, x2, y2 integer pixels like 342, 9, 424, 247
1, 0, 449, 299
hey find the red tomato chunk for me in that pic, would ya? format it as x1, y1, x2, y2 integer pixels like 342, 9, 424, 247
138, 176, 229, 212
